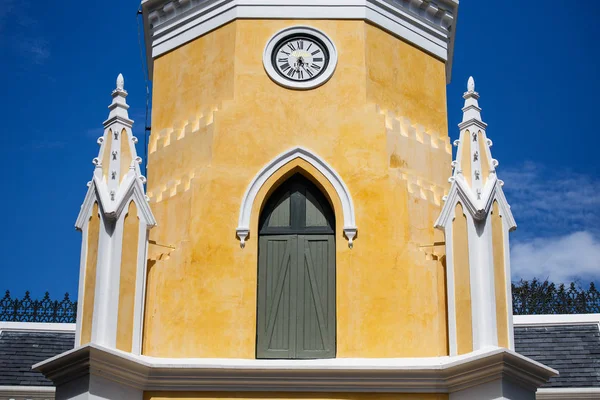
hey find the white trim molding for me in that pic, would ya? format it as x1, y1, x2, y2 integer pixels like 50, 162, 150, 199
236, 146, 357, 248
263, 26, 338, 90
34, 344, 556, 394
536, 388, 600, 400
514, 314, 600, 330
0, 385, 55, 400
141, 0, 459, 82
0, 322, 75, 334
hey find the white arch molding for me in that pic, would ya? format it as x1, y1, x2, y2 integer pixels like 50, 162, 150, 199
236, 147, 357, 248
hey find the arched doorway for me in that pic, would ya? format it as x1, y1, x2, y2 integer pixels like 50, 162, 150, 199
256, 173, 336, 359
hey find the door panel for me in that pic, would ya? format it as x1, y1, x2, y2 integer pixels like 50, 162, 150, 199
257, 235, 297, 358
296, 235, 335, 358
257, 174, 336, 359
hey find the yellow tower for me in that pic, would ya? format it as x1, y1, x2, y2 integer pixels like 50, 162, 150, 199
35, 2, 558, 400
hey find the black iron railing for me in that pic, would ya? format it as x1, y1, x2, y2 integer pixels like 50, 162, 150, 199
0, 291, 77, 323
1, 280, 599, 322
512, 280, 600, 315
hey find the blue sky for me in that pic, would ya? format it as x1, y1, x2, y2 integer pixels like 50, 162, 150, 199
0, 1, 598, 299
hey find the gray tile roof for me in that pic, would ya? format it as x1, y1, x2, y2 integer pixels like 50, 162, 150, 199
515, 323, 600, 388
0, 330, 74, 386
0, 324, 599, 389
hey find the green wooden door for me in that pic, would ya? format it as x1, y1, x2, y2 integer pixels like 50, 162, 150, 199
257, 174, 335, 359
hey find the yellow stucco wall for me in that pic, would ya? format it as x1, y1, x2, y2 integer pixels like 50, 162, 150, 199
365, 25, 448, 135
116, 201, 139, 352
492, 201, 509, 348
477, 131, 490, 183
144, 393, 448, 400
102, 131, 113, 182
81, 202, 100, 345
460, 131, 472, 187
120, 129, 132, 183
144, 20, 450, 358
453, 203, 472, 355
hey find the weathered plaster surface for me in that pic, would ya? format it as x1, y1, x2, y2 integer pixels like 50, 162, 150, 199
117, 201, 139, 352
143, 20, 451, 358
453, 203, 472, 355
81, 202, 100, 345
492, 201, 509, 348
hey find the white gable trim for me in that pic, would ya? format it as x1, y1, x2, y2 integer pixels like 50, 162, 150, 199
236, 146, 357, 248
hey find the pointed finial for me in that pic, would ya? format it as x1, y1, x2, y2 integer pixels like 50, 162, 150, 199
467, 76, 475, 92
117, 73, 124, 90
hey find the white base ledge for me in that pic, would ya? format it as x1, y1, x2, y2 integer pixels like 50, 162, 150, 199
34, 344, 556, 394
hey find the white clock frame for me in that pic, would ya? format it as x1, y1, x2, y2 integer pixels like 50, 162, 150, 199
263, 26, 338, 90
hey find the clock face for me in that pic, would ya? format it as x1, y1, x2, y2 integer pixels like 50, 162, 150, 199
272, 36, 329, 82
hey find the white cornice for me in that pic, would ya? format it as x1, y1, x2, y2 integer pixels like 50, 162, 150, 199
141, 0, 459, 82
0, 322, 75, 334
34, 344, 556, 393
0, 386, 55, 400
514, 314, 600, 329
536, 388, 600, 400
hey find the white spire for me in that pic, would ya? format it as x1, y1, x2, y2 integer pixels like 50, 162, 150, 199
82, 74, 149, 216
435, 76, 517, 358
439, 75, 510, 222
467, 76, 474, 92
105, 73, 132, 124
73, 74, 155, 356
460, 76, 484, 126
117, 73, 124, 90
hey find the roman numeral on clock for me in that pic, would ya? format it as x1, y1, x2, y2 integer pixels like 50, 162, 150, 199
313, 58, 323, 62
311, 63, 321, 70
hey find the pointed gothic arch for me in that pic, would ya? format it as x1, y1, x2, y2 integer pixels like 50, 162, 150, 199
236, 147, 357, 248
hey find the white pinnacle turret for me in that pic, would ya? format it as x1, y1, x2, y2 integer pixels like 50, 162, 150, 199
437, 75, 513, 223
435, 75, 517, 357
79, 73, 152, 221
117, 73, 124, 90
467, 76, 474, 92
74, 75, 155, 353
106, 73, 131, 123
461, 76, 484, 126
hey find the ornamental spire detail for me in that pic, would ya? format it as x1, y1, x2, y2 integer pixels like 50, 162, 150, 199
440, 77, 508, 222
82, 74, 151, 219
435, 76, 516, 357
74, 74, 155, 353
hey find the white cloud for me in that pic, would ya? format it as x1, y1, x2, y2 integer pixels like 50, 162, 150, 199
511, 231, 600, 283
502, 162, 600, 238
501, 162, 600, 283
